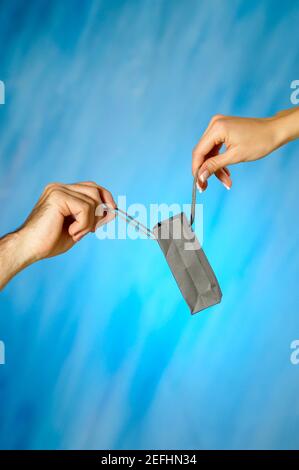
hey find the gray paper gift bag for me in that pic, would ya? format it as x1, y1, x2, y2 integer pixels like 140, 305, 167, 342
153, 176, 222, 314
105, 173, 222, 314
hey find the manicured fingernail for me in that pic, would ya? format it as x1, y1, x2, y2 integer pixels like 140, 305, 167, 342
196, 182, 203, 193
223, 183, 231, 190
219, 168, 228, 176
199, 170, 209, 184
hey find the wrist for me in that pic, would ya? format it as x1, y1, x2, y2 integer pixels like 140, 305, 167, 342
271, 108, 299, 147
267, 115, 288, 150
0, 230, 34, 290
4, 230, 35, 270
11, 228, 37, 269
15, 227, 40, 266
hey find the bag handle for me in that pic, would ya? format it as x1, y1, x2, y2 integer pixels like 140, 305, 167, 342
103, 204, 155, 239
190, 169, 199, 227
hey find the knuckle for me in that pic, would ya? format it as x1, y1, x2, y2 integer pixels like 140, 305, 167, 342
205, 159, 218, 173
45, 182, 59, 193
48, 189, 61, 201
211, 114, 224, 123
84, 180, 97, 187
212, 118, 226, 133
46, 184, 62, 199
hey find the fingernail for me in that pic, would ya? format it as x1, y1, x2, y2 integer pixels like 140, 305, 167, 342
199, 170, 209, 184
223, 183, 231, 190
196, 182, 203, 193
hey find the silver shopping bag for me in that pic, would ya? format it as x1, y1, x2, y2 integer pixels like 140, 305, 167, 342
106, 174, 222, 314
153, 211, 222, 314
152, 173, 222, 314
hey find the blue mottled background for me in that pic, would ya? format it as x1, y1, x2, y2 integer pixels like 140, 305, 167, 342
0, 0, 299, 450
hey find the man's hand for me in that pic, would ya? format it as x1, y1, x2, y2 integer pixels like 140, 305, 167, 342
0, 181, 116, 289
192, 107, 299, 191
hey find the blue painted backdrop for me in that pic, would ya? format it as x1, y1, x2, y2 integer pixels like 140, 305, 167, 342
0, 0, 299, 450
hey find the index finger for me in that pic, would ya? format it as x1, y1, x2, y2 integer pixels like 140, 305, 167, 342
98, 186, 116, 210
192, 127, 225, 176
78, 181, 117, 209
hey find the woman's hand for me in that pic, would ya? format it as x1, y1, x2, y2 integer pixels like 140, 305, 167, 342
192, 108, 299, 191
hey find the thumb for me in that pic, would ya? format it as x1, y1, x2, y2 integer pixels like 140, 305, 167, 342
197, 149, 235, 184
